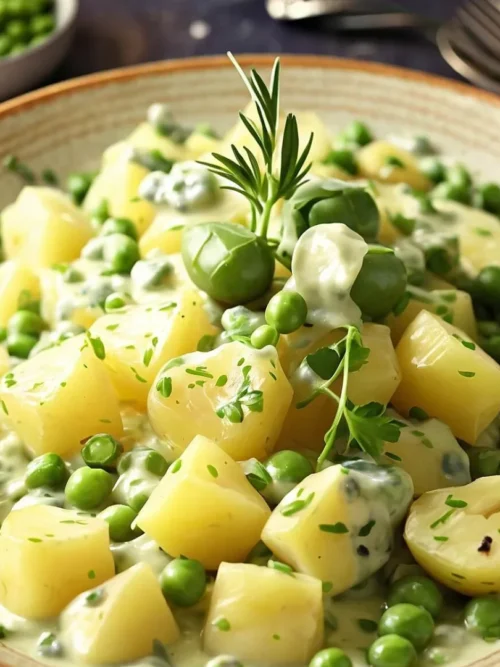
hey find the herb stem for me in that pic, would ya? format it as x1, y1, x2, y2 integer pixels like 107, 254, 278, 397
258, 190, 278, 239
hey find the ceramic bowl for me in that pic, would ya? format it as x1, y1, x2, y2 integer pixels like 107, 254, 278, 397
0, 0, 79, 101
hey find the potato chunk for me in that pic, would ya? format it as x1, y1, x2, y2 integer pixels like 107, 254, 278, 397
0, 335, 122, 457
0, 260, 39, 327
203, 562, 323, 664
405, 477, 500, 596
137, 435, 270, 569
357, 141, 431, 191
84, 159, 155, 237
2, 187, 93, 268
262, 462, 413, 595
0, 505, 114, 619
392, 310, 500, 444
103, 122, 189, 168
148, 341, 293, 461
90, 291, 218, 407
382, 413, 471, 495
61, 563, 179, 664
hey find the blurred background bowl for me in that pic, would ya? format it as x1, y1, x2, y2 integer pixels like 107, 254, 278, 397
0, 0, 79, 101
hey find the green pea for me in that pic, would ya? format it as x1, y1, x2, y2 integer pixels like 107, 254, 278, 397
368, 635, 417, 667
477, 183, 500, 216
159, 557, 207, 607
250, 324, 279, 349
117, 448, 168, 477
447, 163, 472, 189
100, 217, 138, 241
81, 237, 105, 261
480, 335, 500, 362
8, 41, 27, 55
81, 434, 123, 470
465, 597, 500, 639
65, 467, 114, 510
103, 292, 130, 312
341, 120, 373, 147
432, 181, 471, 205
7, 309, 44, 336
29, 33, 47, 46
411, 136, 435, 157
309, 648, 352, 667
387, 576, 443, 618
478, 321, 500, 338
475, 266, 500, 305
468, 447, 500, 479
323, 149, 358, 175
92, 199, 109, 225
0, 327, 7, 343
423, 240, 459, 276
66, 172, 95, 206
7, 332, 38, 358
265, 291, 307, 334
266, 450, 313, 486
62, 266, 84, 284
0, 34, 13, 56
25, 453, 68, 490
103, 233, 140, 274
98, 504, 142, 542
378, 603, 434, 650
5, 19, 29, 42
350, 249, 407, 320
420, 157, 446, 184
308, 189, 380, 242
29, 12, 54, 35
182, 222, 274, 306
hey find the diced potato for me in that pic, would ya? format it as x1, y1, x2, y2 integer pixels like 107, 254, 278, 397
2, 187, 93, 269
61, 563, 179, 664
382, 413, 471, 495
262, 463, 413, 595
392, 311, 500, 444
0, 506, 114, 619
203, 562, 323, 664
84, 159, 155, 237
386, 288, 478, 344
423, 273, 455, 290
309, 161, 353, 181
0, 260, 40, 327
294, 112, 332, 163
185, 130, 220, 159
0, 334, 122, 457
405, 477, 500, 595
357, 141, 432, 191
372, 182, 421, 245
139, 186, 249, 256
90, 291, 218, 407
137, 435, 271, 569
103, 122, 189, 167
277, 324, 401, 452
148, 341, 293, 461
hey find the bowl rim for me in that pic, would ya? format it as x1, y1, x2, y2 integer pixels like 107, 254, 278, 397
0, 53, 499, 121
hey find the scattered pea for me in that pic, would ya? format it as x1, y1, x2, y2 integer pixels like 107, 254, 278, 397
65, 467, 114, 511
25, 453, 68, 490
7, 332, 38, 358
465, 597, 500, 640
309, 648, 352, 667
159, 557, 207, 607
368, 635, 417, 667
265, 290, 308, 334
99, 504, 142, 542
387, 576, 443, 618
378, 603, 434, 650
81, 434, 123, 470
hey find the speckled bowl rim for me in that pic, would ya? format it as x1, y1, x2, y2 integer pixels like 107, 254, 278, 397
0, 53, 499, 122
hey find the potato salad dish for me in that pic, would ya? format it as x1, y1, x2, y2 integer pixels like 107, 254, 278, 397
1, 56, 500, 667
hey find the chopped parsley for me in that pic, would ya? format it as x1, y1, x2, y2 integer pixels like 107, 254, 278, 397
143, 348, 154, 367
359, 520, 376, 537
319, 522, 349, 534
358, 619, 378, 633
445, 494, 468, 508
268, 560, 294, 576
409, 406, 429, 421
281, 492, 315, 517
1, 400, 8, 415
130, 367, 148, 383
216, 375, 228, 387
433, 536, 449, 542
458, 371, 475, 378
86, 333, 106, 360
88, 570, 96, 580
170, 460, 182, 474
430, 509, 455, 529
213, 617, 231, 632
207, 464, 218, 478
185, 366, 213, 379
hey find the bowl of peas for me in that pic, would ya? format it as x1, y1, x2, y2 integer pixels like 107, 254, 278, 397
0, 0, 78, 100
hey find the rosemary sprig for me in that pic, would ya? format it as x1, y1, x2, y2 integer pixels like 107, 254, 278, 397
199, 53, 313, 238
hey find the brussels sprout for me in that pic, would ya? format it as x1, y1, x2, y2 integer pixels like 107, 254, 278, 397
182, 222, 274, 305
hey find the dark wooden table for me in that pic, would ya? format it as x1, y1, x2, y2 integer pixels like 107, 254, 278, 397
51, 0, 464, 86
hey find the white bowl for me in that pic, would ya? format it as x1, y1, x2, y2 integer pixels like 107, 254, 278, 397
0, 0, 79, 101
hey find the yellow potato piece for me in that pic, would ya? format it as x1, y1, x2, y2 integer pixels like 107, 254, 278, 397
405, 477, 500, 595
392, 310, 500, 444
203, 562, 323, 664
2, 187, 93, 269
0, 506, 114, 619
0, 260, 40, 327
0, 334, 122, 457
84, 159, 155, 237
61, 563, 179, 664
294, 112, 332, 163
309, 161, 353, 181
185, 130, 220, 159
139, 186, 249, 256
386, 288, 477, 344
102, 122, 189, 168
357, 141, 431, 191
148, 341, 293, 461
137, 435, 271, 569
90, 291, 218, 407
382, 413, 471, 495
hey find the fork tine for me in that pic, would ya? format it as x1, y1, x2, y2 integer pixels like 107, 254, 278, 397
470, 0, 500, 29
450, 16, 500, 78
457, 4, 500, 60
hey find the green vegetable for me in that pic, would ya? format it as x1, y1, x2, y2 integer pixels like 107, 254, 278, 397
130, 148, 174, 174
91, 199, 109, 225
420, 157, 446, 184
98, 504, 142, 542
378, 603, 434, 650
387, 576, 443, 618
411, 136, 435, 156
250, 324, 280, 349
323, 149, 358, 175
81, 434, 123, 470
464, 597, 500, 640
117, 448, 168, 477
5, 19, 29, 42
62, 266, 84, 284
263, 450, 314, 505
65, 467, 114, 511
182, 222, 274, 305
309, 648, 352, 667
100, 217, 138, 241
480, 335, 500, 362
432, 181, 471, 205
475, 266, 500, 305
102, 233, 140, 275
104, 292, 131, 312
468, 447, 500, 479
265, 290, 307, 334
25, 453, 68, 490
447, 163, 472, 189
0, 34, 13, 55
368, 635, 417, 667
66, 172, 95, 205
29, 13, 55, 35
350, 249, 407, 320
159, 557, 207, 607
340, 120, 373, 147
7, 332, 38, 358
3, 154, 35, 183
477, 183, 500, 216
7, 309, 44, 336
